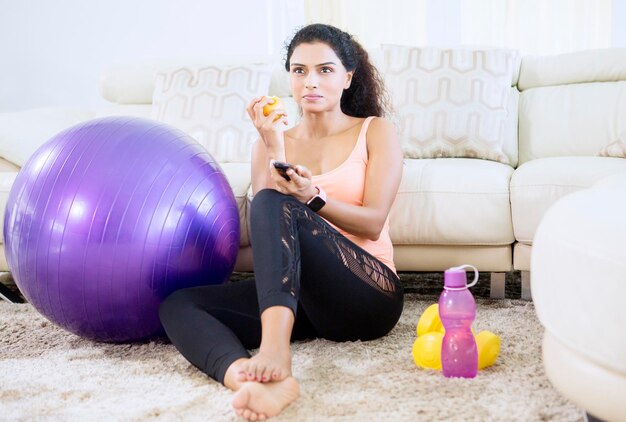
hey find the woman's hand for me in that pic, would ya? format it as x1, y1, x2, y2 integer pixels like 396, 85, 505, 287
269, 161, 317, 204
246, 97, 288, 154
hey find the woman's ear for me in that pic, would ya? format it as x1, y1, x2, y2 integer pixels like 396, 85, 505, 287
344, 71, 354, 90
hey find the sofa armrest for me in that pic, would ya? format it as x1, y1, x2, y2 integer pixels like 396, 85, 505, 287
0, 107, 94, 167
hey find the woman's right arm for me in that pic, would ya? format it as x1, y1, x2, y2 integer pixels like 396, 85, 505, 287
246, 96, 288, 196
251, 138, 274, 195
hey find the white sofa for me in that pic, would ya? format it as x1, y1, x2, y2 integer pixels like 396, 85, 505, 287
1, 47, 626, 299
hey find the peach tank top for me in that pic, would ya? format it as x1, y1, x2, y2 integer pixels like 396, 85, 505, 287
311, 116, 396, 274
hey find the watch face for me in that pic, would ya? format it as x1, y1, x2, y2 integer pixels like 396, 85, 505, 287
308, 196, 326, 212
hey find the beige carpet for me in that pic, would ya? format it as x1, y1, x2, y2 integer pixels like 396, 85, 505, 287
0, 294, 582, 421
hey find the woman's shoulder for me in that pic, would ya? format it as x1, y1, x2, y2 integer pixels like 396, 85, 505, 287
366, 116, 395, 130
365, 116, 398, 140
283, 126, 298, 139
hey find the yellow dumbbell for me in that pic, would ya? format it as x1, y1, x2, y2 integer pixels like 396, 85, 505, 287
475, 330, 500, 370
412, 330, 500, 371
412, 331, 443, 370
416, 304, 444, 336
416, 303, 475, 336
414, 304, 501, 371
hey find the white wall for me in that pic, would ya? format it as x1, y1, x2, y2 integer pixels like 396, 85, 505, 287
2, 0, 625, 113
613, 0, 626, 47
0, 0, 303, 112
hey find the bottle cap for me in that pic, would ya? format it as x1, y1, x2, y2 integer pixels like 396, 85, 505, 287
444, 264, 479, 291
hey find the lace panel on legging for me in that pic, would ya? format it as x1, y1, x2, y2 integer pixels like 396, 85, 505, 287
279, 200, 399, 300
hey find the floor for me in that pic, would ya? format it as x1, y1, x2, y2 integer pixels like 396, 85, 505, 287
223, 270, 523, 298
1, 270, 525, 304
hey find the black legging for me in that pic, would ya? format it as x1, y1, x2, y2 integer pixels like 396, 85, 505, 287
159, 188, 404, 385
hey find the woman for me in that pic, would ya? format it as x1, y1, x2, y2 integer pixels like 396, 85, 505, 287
159, 23, 404, 421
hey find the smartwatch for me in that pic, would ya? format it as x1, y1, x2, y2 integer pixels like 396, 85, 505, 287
306, 186, 327, 212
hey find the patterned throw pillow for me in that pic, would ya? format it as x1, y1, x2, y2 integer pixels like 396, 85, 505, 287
151, 63, 273, 163
597, 133, 626, 158
382, 45, 517, 164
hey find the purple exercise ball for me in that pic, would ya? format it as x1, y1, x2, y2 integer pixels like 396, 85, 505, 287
3, 117, 240, 342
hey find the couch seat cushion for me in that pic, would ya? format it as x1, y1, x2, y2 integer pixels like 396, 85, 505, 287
390, 158, 514, 245
218, 163, 251, 247
0, 107, 93, 167
510, 157, 626, 244
0, 168, 18, 245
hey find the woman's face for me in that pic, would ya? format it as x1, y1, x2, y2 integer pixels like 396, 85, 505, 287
288, 42, 353, 114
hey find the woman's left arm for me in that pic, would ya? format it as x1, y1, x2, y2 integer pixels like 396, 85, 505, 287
320, 117, 402, 240
275, 118, 403, 240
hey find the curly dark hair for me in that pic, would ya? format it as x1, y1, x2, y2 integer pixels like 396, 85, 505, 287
284, 23, 392, 118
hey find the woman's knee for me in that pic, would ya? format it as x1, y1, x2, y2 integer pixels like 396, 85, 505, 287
159, 288, 196, 324
251, 188, 283, 211
250, 189, 295, 223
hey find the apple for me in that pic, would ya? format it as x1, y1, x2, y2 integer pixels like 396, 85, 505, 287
262, 96, 285, 122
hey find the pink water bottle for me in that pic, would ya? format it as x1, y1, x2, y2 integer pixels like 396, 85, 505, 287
439, 264, 479, 378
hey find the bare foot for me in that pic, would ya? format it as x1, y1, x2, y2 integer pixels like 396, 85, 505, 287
232, 376, 299, 420
237, 348, 292, 382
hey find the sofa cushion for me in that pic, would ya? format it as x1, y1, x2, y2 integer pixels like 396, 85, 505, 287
597, 131, 626, 158
99, 55, 291, 105
219, 163, 252, 247
151, 63, 274, 163
0, 170, 18, 245
381, 45, 519, 164
519, 81, 626, 165
93, 104, 153, 119
510, 157, 626, 244
0, 107, 93, 167
0, 158, 19, 172
518, 48, 626, 91
389, 158, 514, 245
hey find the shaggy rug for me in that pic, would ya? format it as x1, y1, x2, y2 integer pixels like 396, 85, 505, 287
0, 282, 582, 422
